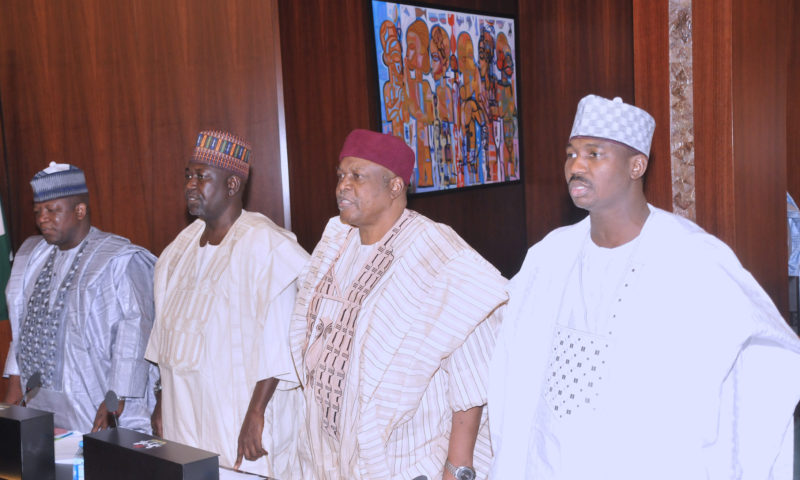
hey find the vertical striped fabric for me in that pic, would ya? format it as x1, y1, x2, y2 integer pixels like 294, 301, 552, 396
290, 211, 508, 479
146, 211, 309, 478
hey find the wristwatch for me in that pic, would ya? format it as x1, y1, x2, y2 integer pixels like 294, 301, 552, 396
445, 460, 476, 480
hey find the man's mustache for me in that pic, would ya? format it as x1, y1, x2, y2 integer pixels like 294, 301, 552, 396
568, 174, 590, 185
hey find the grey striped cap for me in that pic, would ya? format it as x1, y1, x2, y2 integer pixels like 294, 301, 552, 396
30, 162, 89, 202
569, 95, 656, 157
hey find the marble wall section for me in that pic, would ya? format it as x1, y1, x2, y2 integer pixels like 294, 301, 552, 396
669, 0, 695, 219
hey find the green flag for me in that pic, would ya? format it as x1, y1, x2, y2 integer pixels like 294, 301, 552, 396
0, 197, 11, 320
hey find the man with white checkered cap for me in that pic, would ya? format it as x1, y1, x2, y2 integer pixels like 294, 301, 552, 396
488, 95, 800, 479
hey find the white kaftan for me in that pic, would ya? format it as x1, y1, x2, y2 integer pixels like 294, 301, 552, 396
145, 211, 309, 478
489, 205, 800, 479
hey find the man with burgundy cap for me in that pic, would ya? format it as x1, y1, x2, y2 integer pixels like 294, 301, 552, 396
3, 162, 157, 433
488, 95, 800, 479
289, 129, 507, 479
145, 130, 309, 477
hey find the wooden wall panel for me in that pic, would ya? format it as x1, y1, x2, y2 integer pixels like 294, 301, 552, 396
279, 0, 525, 277
0, 0, 286, 256
519, 0, 635, 245
279, 0, 373, 258
694, 0, 789, 310
632, 0, 672, 211
788, 0, 800, 204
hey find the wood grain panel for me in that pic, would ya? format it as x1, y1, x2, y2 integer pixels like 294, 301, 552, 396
788, 0, 800, 204
519, 0, 635, 245
632, 0, 672, 211
279, 0, 525, 277
694, 0, 789, 311
279, 0, 373, 254
0, 0, 286, 256
693, 1, 735, 245
731, 0, 789, 311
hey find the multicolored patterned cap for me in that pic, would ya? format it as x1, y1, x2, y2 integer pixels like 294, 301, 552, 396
339, 129, 414, 183
570, 95, 656, 157
30, 162, 89, 203
191, 130, 252, 179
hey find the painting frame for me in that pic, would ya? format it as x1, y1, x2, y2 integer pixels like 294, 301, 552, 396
370, 0, 521, 195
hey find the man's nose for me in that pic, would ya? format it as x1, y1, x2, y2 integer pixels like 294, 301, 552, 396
566, 155, 586, 175
336, 176, 353, 192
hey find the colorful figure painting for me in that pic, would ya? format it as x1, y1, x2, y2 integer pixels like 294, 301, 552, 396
372, 1, 520, 194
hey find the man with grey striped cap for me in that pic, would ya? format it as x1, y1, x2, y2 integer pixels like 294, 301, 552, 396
2, 162, 157, 434
488, 95, 800, 479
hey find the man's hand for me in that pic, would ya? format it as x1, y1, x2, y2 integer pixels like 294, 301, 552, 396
151, 391, 163, 437
234, 409, 267, 470
232, 378, 278, 471
4, 375, 23, 405
91, 398, 125, 432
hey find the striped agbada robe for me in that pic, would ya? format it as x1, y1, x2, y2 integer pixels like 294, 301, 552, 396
145, 211, 309, 478
4, 227, 156, 433
290, 210, 507, 479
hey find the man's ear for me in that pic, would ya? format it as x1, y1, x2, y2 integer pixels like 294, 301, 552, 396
631, 153, 649, 180
389, 176, 405, 199
227, 175, 243, 196
74, 202, 88, 220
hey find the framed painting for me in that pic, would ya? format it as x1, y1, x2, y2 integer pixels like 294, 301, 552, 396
371, 1, 520, 194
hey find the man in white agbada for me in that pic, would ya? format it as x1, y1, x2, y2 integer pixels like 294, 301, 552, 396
3, 162, 156, 433
488, 95, 800, 479
145, 130, 309, 478
290, 129, 506, 479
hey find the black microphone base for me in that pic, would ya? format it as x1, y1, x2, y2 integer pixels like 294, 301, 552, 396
0, 403, 55, 480
84, 427, 219, 480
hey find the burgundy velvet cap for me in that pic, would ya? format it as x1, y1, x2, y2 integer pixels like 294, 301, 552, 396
338, 129, 414, 183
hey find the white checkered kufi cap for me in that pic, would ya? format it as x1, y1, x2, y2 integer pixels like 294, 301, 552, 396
569, 95, 656, 157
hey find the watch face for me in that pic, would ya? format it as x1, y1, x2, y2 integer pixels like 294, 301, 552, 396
455, 466, 476, 480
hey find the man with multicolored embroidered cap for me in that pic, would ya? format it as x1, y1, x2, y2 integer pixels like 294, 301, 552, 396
145, 130, 309, 477
2, 162, 157, 433
488, 95, 800, 479
289, 129, 507, 479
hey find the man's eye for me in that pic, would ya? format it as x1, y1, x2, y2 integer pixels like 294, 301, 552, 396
566, 152, 576, 159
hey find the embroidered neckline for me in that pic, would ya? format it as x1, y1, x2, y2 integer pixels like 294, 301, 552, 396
19, 239, 88, 389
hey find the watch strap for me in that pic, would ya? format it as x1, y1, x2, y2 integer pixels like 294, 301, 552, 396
444, 460, 476, 480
